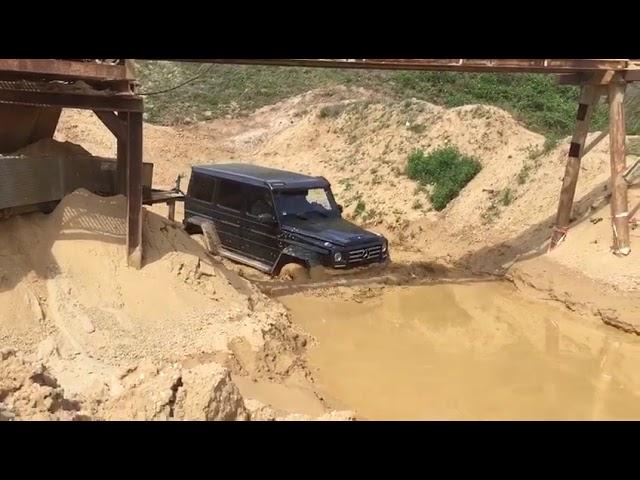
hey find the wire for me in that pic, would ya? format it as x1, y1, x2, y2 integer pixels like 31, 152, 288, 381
138, 64, 214, 96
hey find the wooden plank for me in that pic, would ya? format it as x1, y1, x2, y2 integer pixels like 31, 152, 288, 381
582, 130, 609, 157
549, 85, 600, 249
0, 88, 143, 112
0, 59, 133, 82
609, 79, 631, 255
93, 110, 126, 140
126, 112, 143, 268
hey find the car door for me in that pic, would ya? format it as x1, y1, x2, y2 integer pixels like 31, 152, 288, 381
241, 184, 281, 266
185, 173, 216, 224
211, 178, 245, 253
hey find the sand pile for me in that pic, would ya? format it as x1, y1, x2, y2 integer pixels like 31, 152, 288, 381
0, 348, 84, 420
1, 187, 347, 419
12, 138, 92, 157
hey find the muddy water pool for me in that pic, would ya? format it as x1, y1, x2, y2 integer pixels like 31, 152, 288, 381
280, 281, 640, 420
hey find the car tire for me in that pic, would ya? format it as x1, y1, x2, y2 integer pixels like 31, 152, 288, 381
279, 263, 309, 282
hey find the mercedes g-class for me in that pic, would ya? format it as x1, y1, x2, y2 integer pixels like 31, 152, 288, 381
183, 163, 388, 276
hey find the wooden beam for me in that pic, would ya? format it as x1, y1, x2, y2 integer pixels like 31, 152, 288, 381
93, 110, 126, 140
582, 130, 609, 157
0, 59, 133, 82
126, 112, 144, 268
608, 79, 631, 255
549, 85, 600, 249
0, 88, 143, 112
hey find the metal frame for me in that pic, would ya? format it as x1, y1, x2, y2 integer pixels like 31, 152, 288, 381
1, 59, 639, 269
0, 59, 144, 268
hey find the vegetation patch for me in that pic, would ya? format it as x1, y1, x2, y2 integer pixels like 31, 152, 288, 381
406, 146, 482, 211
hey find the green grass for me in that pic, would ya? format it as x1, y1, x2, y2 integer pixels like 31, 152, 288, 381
354, 200, 366, 217
407, 147, 482, 211
517, 164, 532, 185
134, 61, 640, 137
499, 188, 514, 206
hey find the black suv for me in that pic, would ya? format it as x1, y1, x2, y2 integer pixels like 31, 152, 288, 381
183, 163, 389, 275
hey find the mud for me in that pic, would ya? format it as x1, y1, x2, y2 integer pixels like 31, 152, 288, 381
280, 282, 640, 420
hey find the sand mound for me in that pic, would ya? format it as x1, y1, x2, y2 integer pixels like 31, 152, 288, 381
0, 188, 334, 418
13, 138, 92, 157
0, 348, 84, 420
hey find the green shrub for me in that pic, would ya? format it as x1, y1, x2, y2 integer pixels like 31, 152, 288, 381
406, 146, 482, 211
499, 188, 514, 206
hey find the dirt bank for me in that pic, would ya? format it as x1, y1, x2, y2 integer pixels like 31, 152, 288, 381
0, 186, 354, 420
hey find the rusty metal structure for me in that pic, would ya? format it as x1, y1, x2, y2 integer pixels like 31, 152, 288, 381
0, 59, 144, 267
1, 59, 639, 268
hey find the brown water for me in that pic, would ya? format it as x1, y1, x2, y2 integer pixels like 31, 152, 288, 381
280, 282, 640, 420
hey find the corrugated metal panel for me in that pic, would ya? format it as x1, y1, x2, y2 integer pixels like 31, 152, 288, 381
0, 155, 153, 210
0, 155, 63, 209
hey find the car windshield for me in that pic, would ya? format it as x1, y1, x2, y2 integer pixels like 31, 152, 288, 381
274, 188, 339, 220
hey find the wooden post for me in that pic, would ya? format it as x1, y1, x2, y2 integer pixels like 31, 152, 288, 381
116, 111, 128, 195
127, 111, 143, 268
549, 85, 600, 249
608, 78, 630, 255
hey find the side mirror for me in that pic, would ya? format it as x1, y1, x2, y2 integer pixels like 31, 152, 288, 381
337, 204, 344, 213
257, 213, 276, 224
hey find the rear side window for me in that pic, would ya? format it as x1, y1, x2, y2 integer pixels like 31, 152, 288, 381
245, 185, 274, 217
215, 180, 244, 211
190, 175, 215, 202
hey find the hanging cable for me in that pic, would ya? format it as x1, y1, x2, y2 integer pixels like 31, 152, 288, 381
138, 64, 214, 96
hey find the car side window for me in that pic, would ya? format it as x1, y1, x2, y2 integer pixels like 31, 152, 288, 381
189, 174, 215, 202
215, 179, 244, 211
245, 185, 274, 218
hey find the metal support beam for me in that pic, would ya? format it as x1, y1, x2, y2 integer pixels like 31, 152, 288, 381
0, 88, 143, 112
169, 58, 633, 74
556, 71, 616, 85
116, 112, 128, 195
94, 110, 126, 141
549, 85, 600, 249
608, 79, 630, 255
167, 201, 176, 222
0, 59, 132, 82
126, 111, 143, 268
